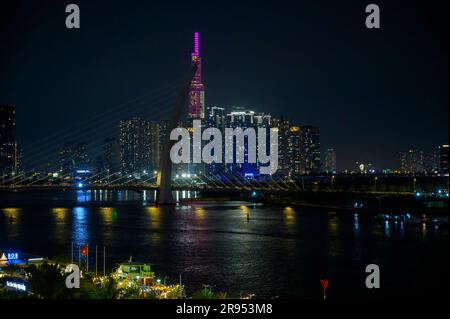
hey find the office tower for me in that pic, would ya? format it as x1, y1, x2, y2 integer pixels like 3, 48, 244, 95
0, 104, 17, 179
400, 149, 424, 174
59, 141, 75, 178
59, 141, 90, 179
225, 109, 257, 176
205, 106, 226, 177
288, 125, 302, 176
74, 142, 90, 171
300, 126, 321, 175
423, 148, 440, 174
119, 118, 152, 178
324, 148, 337, 174
188, 32, 205, 119
439, 144, 449, 176
148, 121, 161, 173
271, 117, 290, 176
97, 137, 120, 175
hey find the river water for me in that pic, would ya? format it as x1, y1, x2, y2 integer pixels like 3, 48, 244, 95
0, 190, 448, 299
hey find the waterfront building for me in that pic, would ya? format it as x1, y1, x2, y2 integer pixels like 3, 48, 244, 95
119, 118, 152, 178
224, 108, 272, 176
205, 106, 226, 177
59, 141, 90, 180
116, 260, 155, 286
271, 117, 290, 176
324, 148, 337, 174
300, 125, 321, 175
439, 144, 449, 176
0, 104, 17, 180
400, 149, 424, 174
288, 125, 302, 176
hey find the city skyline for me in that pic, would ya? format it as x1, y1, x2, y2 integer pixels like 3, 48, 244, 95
0, 0, 448, 169
0, 0, 449, 304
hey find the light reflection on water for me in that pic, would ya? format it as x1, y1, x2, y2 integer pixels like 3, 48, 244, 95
73, 207, 88, 245
0, 190, 448, 299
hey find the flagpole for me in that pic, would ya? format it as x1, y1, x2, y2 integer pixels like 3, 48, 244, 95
95, 245, 98, 277
87, 244, 89, 273
103, 246, 106, 276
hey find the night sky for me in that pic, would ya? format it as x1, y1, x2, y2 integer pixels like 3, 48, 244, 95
0, 0, 448, 170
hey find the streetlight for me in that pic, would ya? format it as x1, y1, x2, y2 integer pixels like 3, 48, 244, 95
374, 176, 378, 191
331, 175, 335, 191
413, 178, 417, 192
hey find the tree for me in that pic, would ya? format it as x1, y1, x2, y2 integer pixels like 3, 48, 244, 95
26, 262, 68, 299
192, 287, 214, 299
214, 291, 229, 299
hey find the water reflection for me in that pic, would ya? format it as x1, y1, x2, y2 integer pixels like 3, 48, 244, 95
194, 207, 206, 222
76, 190, 91, 203
283, 207, 296, 230
52, 208, 68, 223
99, 207, 117, 225
145, 206, 161, 228
240, 205, 249, 222
353, 213, 360, 236
73, 207, 89, 245
384, 221, 390, 239
2, 208, 20, 219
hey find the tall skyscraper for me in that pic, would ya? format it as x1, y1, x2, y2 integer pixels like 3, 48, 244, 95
205, 106, 226, 177
288, 125, 302, 176
439, 144, 449, 176
424, 147, 440, 174
0, 104, 17, 179
96, 138, 120, 176
400, 149, 424, 174
224, 109, 271, 176
300, 126, 321, 175
188, 32, 205, 119
271, 117, 290, 176
119, 118, 152, 177
324, 148, 337, 174
59, 141, 90, 179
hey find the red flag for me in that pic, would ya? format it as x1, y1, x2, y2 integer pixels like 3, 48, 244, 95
320, 279, 329, 300
81, 245, 88, 257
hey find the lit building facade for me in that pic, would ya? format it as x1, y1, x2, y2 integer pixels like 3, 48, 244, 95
119, 118, 153, 178
0, 104, 17, 179
271, 117, 290, 176
400, 149, 424, 174
300, 126, 321, 175
288, 125, 302, 176
224, 109, 271, 176
439, 144, 449, 176
59, 141, 90, 179
188, 32, 205, 119
205, 106, 226, 177
324, 148, 337, 174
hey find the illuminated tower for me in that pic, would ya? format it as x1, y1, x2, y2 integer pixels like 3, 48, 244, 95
188, 32, 205, 119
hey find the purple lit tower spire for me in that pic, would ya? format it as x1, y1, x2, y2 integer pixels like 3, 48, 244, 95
188, 32, 205, 119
